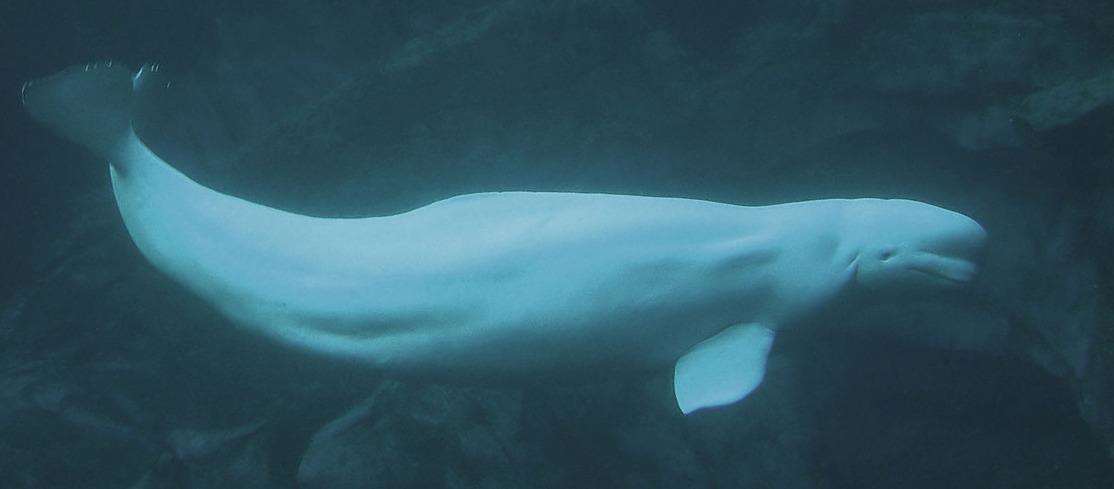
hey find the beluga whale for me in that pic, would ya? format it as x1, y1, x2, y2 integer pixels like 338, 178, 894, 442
22, 63, 987, 414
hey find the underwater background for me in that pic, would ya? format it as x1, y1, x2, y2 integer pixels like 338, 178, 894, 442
3, 0, 1114, 487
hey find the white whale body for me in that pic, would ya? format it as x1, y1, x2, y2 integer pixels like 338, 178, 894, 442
23, 63, 987, 414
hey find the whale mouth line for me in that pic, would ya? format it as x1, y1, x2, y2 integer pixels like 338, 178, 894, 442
910, 266, 970, 284
908, 252, 977, 284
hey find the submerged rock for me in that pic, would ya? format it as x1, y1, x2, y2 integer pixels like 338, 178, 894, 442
854, 12, 1082, 96
1020, 69, 1114, 131
298, 382, 525, 489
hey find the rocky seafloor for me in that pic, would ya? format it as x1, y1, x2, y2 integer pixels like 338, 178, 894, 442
3, 1, 1114, 487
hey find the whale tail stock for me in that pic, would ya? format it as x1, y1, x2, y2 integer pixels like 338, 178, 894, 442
21, 61, 161, 166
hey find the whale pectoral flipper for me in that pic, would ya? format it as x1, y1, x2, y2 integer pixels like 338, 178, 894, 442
673, 323, 775, 415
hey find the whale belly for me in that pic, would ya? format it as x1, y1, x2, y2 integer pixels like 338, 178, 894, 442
341, 245, 751, 380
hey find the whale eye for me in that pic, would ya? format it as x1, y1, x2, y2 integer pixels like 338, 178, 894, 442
879, 248, 896, 261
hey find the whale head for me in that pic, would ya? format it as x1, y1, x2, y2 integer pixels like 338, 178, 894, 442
842, 199, 987, 290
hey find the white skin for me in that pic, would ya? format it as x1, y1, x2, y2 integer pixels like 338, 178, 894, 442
107, 131, 986, 383
22, 64, 986, 389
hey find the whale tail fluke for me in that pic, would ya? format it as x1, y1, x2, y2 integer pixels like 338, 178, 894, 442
22, 61, 136, 158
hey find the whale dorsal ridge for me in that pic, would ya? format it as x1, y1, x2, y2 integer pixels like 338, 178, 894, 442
673, 323, 775, 415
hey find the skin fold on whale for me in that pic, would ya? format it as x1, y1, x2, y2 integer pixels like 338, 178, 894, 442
22, 63, 988, 414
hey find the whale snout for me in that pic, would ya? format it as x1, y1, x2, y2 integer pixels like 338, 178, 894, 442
908, 211, 987, 285
926, 215, 986, 258
851, 199, 988, 290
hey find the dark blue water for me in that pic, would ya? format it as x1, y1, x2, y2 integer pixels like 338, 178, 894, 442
3, 1, 1113, 487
